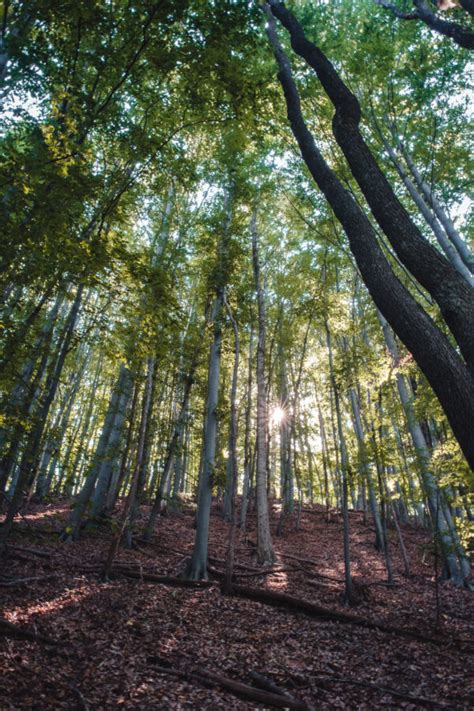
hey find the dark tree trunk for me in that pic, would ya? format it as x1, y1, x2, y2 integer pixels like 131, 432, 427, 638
263, 7, 474, 469
268, 0, 474, 376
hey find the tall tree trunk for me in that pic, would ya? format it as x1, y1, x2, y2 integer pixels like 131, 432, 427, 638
35, 343, 91, 501
144, 351, 200, 540
252, 210, 275, 566
240, 327, 254, 530
90, 369, 133, 519
61, 363, 131, 541
378, 312, 470, 585
223, 294, 240, 592
186, 188, 233, 579
186, 292, 224, 579
381, 136, 473, 285
0, 285, 83, 546
103, 356, 154, 576
0, 293, 64, 495
348, 388, 386, 554
124, 356, 157, 547
325, 323, 353, 603
397, 139, 474, 274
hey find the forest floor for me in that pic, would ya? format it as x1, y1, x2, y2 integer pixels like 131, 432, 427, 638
0, 500, 473, 710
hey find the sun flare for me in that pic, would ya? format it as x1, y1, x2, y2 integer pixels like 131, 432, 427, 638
271, 405, 286, 427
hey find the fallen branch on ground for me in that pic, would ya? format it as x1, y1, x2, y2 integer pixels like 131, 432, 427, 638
0, 574, 58, 587
278, 552, 324, 566
230, 584, 471, 651
305, 672, 454, 708
148, 662, 310, 710
0, 617, 59, 645
234, 565, 302, 579
105, 568, 215, 588
8, 545, 51, 559
249, 670, 303, 703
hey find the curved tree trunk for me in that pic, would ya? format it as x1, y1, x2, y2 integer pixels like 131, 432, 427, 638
268, 0, 474, 376
263, 6, 474, 470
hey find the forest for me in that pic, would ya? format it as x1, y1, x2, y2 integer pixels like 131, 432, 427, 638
0, 0, 473, 708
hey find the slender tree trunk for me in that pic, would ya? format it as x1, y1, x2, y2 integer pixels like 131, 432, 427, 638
103, 356, 154, 576
382, 137, 473, 285
348, 388, 386, 553
187, 292, 224, 579
0, 293, 64, 495
397, 140, 474, 274
240, 327, 254, 530
61, 363, 131, 541
223, 294, 240, 592
378, 312, 470, 585
35, 344, 91, 500
317, 402, 331, 518
0, 285, 83, 546
252, 210, 275, 566
187, 189, 233, 579
325, 323, 353, 603
144, 352, 199, 540
90, 370, 133, 519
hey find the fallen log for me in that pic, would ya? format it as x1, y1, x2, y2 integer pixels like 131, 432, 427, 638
149, 664, 310, 710
231, 584, 471, 651
0, 617, 59, 645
